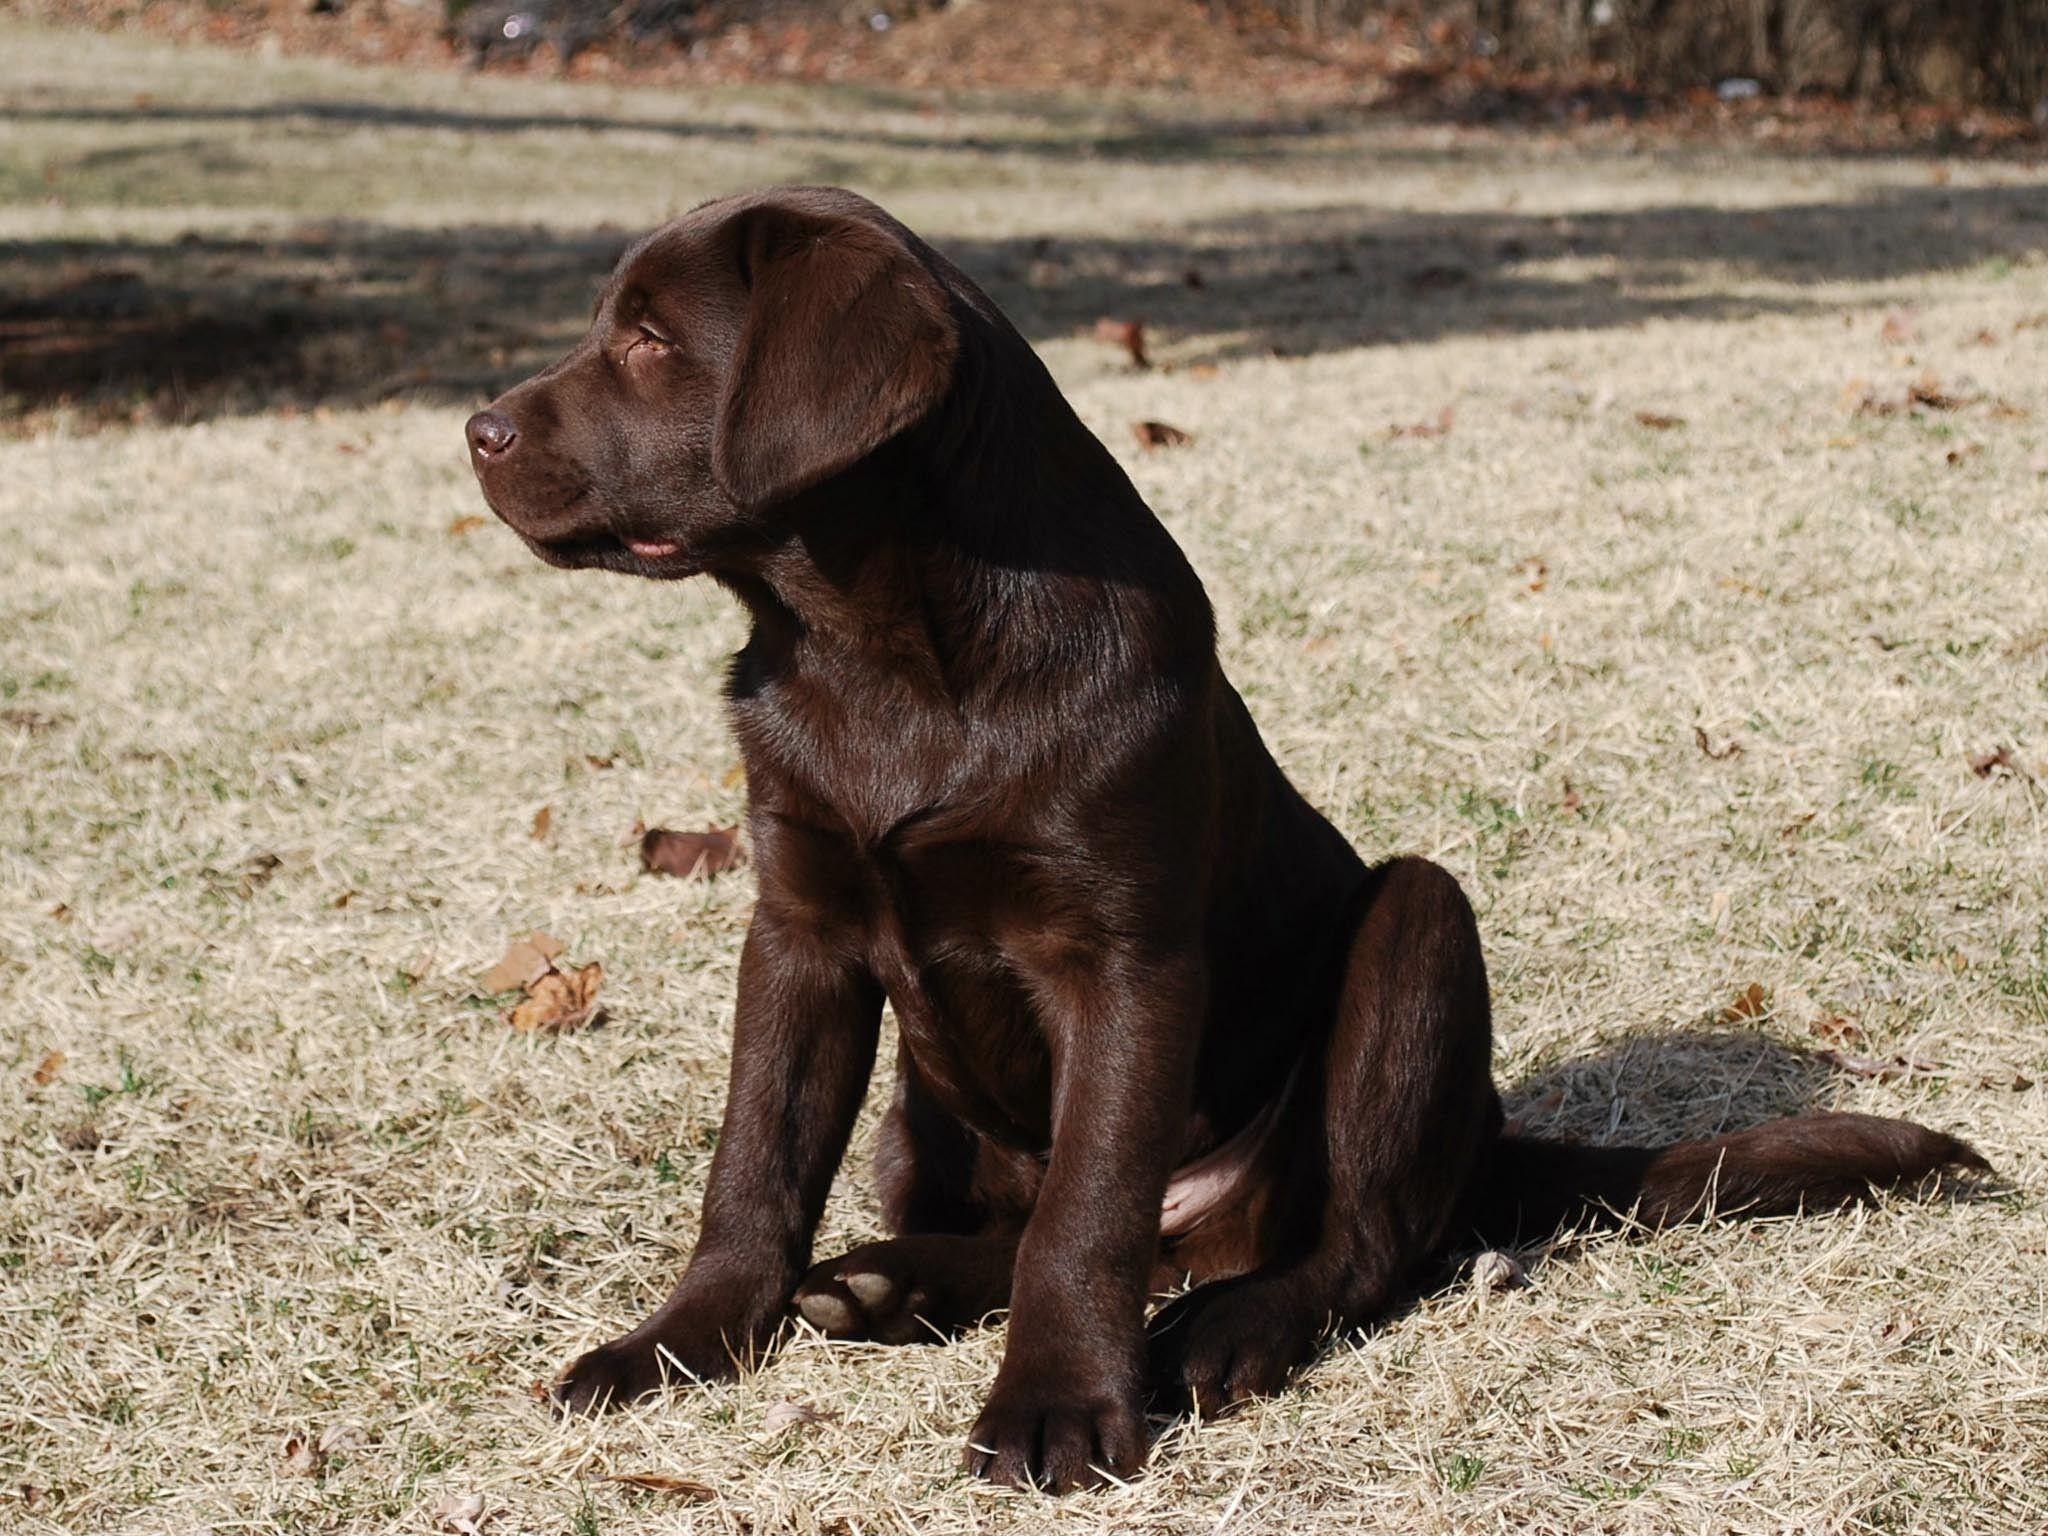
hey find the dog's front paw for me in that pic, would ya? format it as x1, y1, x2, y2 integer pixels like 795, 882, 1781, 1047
552, 1300, 772, 1416
552, 1334, 674, 1415
965, 1366, 1147, 1491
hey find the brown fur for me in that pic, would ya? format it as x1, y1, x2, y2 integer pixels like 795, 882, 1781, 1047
464, 185, 1988, 1491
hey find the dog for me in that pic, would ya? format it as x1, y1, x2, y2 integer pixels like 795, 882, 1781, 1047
464, 185, 1987, 1491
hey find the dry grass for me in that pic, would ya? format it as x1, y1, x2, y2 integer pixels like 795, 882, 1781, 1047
4, 21, 2047, 1535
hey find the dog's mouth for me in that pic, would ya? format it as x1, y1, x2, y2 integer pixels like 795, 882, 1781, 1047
524, 526, 694, 576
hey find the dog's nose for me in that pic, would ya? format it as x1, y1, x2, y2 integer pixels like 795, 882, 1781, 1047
466, 409, 518, 459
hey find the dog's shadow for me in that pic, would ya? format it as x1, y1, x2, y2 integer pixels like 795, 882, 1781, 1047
1497, 1025, 1833, 1150
1144, 1026, 1995, 1429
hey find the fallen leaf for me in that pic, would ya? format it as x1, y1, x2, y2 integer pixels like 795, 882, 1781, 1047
1877, 1312, 1920, 1347
583, 753, 617, 770
1131, 420, 1193, 450
1633, 410, 1686, 430
1389, 406, 1455, 440
482, 933, 564, 994
608, 1472, 715, 1499
447, 514, 487, 536
1809, 1013, 1866, 1048
507, 961, 605, 1034
1091, 317, 1149, 369
1879, 310, 1918, 344
57, 1121, 100, 1152
763, 1400, 837, 1434
641, 826, 743, 880
29, 1049, 65, 1087
1559, 781, 1583, 815
1720, 982, 1770, 1025
19, 1486, 47, 1511
529, 805, 553, 842
1821, 1049, 1946, 1081
431, 1492, 486, 1535
1907, 370, 1960, 410
1693, 726, 1742, 761
1968, 746, 2018, 778
280, 1433, 323, 1478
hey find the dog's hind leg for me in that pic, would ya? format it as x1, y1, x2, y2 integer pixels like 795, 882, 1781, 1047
795, 1042, 1031, 1343
1148, 856, 1497, 1411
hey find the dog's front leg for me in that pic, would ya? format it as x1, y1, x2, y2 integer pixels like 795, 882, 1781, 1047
554, 911, 882, 1412
967, 951, 1202, 1490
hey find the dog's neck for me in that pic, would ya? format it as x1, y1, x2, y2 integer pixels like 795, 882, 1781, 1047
716, 335, 1215, 708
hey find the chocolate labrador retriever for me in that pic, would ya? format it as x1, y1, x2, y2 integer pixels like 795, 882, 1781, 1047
464, 186, 1986, 1490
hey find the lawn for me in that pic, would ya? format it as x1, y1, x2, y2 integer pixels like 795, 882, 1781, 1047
2, 20, 2046, 1534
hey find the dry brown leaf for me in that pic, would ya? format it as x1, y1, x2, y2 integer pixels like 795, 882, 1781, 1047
763, 1399, 837, 1434
1389, 406, 1454, 440
29, 1049, 65, 1087
1809, 1013, 1866, 1048
608, 1472, 715, 1499
1969, 745, 2019, 778
507, 961, 604, 1034
1090, 317, 1149, 369
1693, 726, 1743, 761
482, 934, 563, 994
447, 514, 487, 536
280, 1433, 323, 1477
1907, 371, 1961, 411
1131, 420, 1193, 450
1634, 410, 1686, 430
641, 826, 743, 880
431, 1492, 486, 1535
1559, 780, 1583, 815
1720, 982, 1770, 1025
1877, 1312, 1920, 1347
529, 805, 553, 841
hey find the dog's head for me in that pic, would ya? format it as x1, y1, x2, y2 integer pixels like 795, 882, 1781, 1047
466, 186, 960, 577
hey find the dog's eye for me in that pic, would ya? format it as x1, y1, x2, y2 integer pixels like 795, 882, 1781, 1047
625, 325, 673, 362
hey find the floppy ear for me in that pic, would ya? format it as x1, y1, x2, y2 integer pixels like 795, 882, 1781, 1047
712, 204, 959, 512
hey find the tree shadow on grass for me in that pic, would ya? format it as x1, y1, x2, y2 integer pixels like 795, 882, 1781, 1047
3, 180, 2041, 428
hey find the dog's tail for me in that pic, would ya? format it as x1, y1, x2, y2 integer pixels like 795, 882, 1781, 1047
1464, 1112, 1989, 1244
